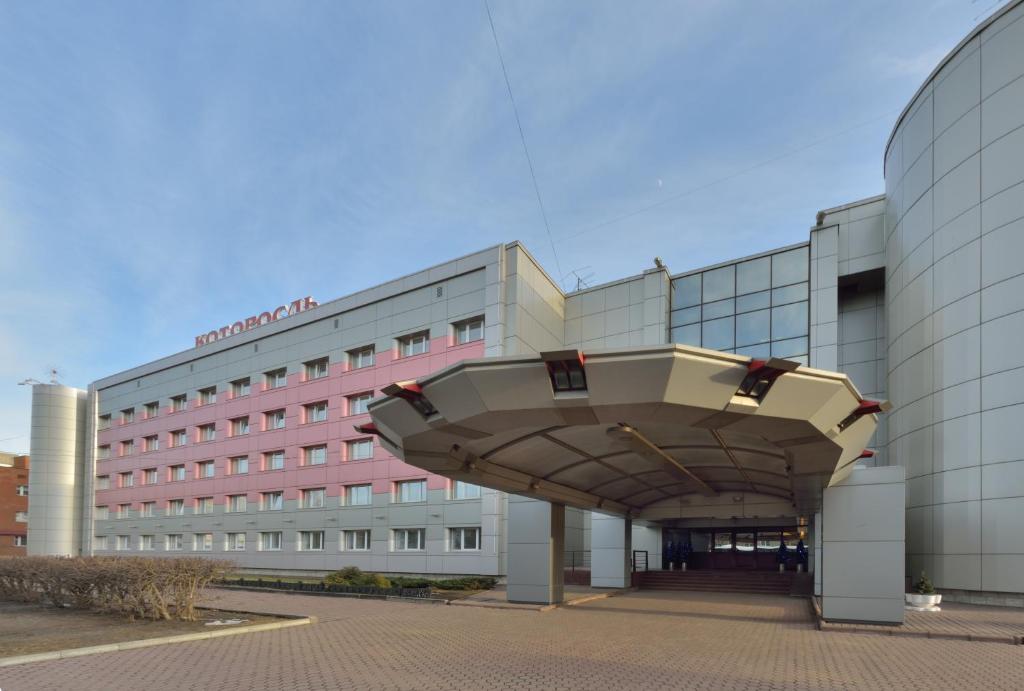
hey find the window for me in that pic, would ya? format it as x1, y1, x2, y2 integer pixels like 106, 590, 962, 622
193, 533, 213, 551
298, 531, 325, 551
140, 501, 155, 518
301, 488, 326, 509
343, 530, 371, 551
143, 435, 159, 452
196, 460, 215, 479
392, 528, 424, 551
346, 438, 373, 461
260, 491, 283, 511
166, 534, 183, 551
96, 475, 110, 490
143, 468, 158, 485
140, 535, 155, 551
348, 346, 375, 370
259, 532, 282, 551
117, 503, 131, 519
170, 429, 187, 447
95, 505, 109, 520
227, 494, 247, 513
226, 533, 246, 551
449, 527, 480, 551
263, 450, 285, 471
395, 479, 426, 503
195, 497, 214, 515
118, 471, 134, 488
198, 386, 217, 406
95, 535, 108, 550
169, 464, 186, 482
97, 445, 111, 460
264, 368, 287, 390
230, 417, 249, 436
454, 317, 484, 344
451, 481, 481, 500
346, 484, 372, 506
16, 484, 28, 496
171, 394, 187, 412
347, 393, 373, 416
264, 409, 286, 430
304, 402, 328, 424
167, 499, 185, 516
198, 423, 216, 442
304, 357, 329, 380
120, 439, 134, 456
229, 456, 249, 475
144, 401, 159, 419
121, 408, 135, 424
15, 511, 28, 523
98, 414, 111, 430
231, 377, 251, 398
714, 532, 733, 551
116, 535, 131, 551
398, 331, 429, 357
547, 358, 587, 393
303, 445, 327, 466
14, 535, 27, 547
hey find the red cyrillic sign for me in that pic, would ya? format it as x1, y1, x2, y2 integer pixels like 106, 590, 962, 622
194, 296, 318, 348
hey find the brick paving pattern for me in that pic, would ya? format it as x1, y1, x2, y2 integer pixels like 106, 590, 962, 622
823, 600, 1024, 643
3, 589, 1023, 690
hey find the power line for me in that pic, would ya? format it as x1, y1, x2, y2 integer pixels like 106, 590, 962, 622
483, 0, 565, 286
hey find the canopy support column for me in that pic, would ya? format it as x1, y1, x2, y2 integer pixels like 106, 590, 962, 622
507, 496, 565, 604
591, 514, 632, 588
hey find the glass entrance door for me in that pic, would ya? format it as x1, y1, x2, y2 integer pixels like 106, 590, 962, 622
662, 526, 802, 570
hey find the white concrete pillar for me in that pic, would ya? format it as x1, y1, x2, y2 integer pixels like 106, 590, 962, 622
507, 496, 564, 604
591, 514, 632, 588
813, 511, 822, 597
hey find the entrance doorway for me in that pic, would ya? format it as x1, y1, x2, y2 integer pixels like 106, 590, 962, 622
662, 526, 805, 570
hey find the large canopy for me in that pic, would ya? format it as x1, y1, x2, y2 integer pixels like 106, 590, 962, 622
366, 345, 882, 519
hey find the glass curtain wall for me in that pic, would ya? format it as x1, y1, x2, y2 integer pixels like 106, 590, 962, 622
669, 245, 810, 364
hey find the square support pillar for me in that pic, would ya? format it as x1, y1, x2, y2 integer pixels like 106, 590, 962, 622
507, 496, 565, 604
591, 514, 632, 588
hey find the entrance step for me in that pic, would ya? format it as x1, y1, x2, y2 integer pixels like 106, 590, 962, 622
637, 570, 798, 595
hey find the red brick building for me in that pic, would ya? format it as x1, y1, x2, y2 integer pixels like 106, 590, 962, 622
0, 452, 29, 556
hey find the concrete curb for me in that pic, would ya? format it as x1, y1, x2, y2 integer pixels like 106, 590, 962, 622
0, 614, 314, 668
215, 585, 446, 605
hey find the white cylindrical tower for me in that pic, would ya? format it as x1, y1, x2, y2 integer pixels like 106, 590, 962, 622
28, 384, 89, 556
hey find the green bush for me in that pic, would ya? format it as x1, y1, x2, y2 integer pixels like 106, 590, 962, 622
324, 567, 391, 588
914, 570, 936, 595
434, 576, 497, 590
324, 571, 496, 591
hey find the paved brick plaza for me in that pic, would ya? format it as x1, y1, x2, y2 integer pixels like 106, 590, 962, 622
2, 589, 1022, 690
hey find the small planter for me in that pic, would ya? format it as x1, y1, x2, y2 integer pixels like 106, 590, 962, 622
905, 593, 942, 611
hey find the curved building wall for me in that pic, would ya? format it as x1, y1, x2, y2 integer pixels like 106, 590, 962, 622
884, 0, 1024, 595
28, 384, 88, 556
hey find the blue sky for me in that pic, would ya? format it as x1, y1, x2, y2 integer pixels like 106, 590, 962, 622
0, 0, 999, 451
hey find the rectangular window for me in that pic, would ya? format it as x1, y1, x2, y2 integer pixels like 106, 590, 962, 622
195, 497, 214, 515
454, 317, 484, 344
167, 499, 185, 516
98, 414, 111, 430
97, 445, 111, 460
96, 475, 110, 490
16, 484, 28, 496
264, 368, 287, 390
392, 528, 424, 551
304, 357, 329, 380
166, 534, 183, 551
118, 471, 134, 488
170, 429, 187, 447
260, 491, 283, 511
171, 394, 187, 412
120, 439, 134, 457
343, 529, 371, 551
345, 484, 372, 506
347, 393, 373, 416
198, 386, 217, 406
140, 469, 157, 486
14, 535, 27, 547
95, 535, 108, 550
144, 401, 159, 419
449, 527, 481, 551
95, 505, 109, 520
227, 494, 247, 513
231, 377, 251, 398
229, 456, 249, 475
395, 479, 426, 503
140, 535, 155, 551
226, 533, 246, 551
140, 501, 155, 518
196, 460, 215, 479
304, 402, 328, 424
198, 423, 216, 442
263, 450, 285, 471
398, 331, 429, 357
451, 481, 481, 500
143, 435, 159, 452
301, 488, 326, 509
303, 445, 327, 466
121, 408, 135, 424
348, 346, 375, 370
169, 464, 186, 482
116, 535, 131, 551
259, 531, 282, 551
264, 409, 286, 430
194, 533, 213, 552
346, 438, 373, 461
230, 417, 250, 436
117, 503, 131, 519
298, 531, 325, 551
15, 510, 28, 523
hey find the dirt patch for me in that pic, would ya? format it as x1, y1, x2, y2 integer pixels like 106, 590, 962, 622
0, 601, 284, 658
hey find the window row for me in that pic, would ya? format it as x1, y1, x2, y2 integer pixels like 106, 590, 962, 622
98, 527, 481, 553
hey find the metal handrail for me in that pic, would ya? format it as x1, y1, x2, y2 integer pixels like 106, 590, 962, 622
565, 550, 591, 572
632, 550, 649, 572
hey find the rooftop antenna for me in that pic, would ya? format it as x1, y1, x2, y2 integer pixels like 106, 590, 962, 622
568, 266, 595, 292
49, 368, 61, 384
